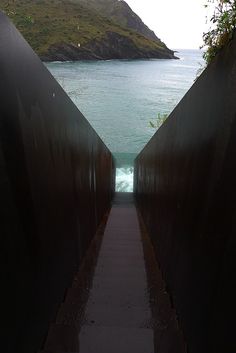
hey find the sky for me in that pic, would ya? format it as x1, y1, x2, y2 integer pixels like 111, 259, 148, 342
125, 0, 214, 50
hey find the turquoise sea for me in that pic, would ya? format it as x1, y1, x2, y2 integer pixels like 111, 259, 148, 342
46, 50, 204, 191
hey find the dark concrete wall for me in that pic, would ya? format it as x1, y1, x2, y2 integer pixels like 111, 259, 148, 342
134, 37, 236, 353
0, 13, 115, 353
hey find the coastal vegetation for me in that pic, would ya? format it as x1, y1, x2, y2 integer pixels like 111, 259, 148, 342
149, 113, 169, 129
202, 0, 236, 64
1, 0, 176, 61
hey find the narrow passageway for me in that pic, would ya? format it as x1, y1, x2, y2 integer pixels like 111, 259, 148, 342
43, 193, 185, 353
79, 192, 154, 352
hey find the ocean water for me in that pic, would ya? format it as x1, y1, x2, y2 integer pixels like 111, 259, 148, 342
46, 50, 204, 191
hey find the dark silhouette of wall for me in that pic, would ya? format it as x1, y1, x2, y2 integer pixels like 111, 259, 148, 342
0, 12, 114, 353
134, 37, 236, 353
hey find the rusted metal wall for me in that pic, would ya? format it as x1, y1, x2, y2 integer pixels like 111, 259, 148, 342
0, 12, 115, 353
134, 37, 236, 353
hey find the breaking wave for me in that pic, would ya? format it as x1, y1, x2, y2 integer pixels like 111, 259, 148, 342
116, 167, 134, 192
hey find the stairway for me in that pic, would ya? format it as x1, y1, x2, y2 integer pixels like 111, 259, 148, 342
41, 193, 186, 353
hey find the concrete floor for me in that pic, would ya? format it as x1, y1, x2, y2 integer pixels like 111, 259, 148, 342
42, 193, 186, 353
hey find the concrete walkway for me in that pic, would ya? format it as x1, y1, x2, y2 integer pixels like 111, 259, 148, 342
79, 197, 154, 352
42, 193, 186, 353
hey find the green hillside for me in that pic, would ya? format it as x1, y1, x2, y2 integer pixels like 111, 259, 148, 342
75, 0, 164, 43
1, 0, 176, 61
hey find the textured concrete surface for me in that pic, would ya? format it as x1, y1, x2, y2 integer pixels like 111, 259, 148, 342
79, 204, 154, 353
42, 193, 186, 353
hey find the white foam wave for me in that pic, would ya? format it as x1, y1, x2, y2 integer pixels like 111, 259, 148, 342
115, 167, 133, 192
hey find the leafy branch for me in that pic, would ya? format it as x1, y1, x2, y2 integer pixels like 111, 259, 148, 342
202, 0, 236, 64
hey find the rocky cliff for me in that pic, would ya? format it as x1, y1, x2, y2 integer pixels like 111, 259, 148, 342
42, 31, 176, 61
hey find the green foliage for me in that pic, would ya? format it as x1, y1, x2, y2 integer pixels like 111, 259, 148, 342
149, 113, 169, 129
202, 0, 236, 64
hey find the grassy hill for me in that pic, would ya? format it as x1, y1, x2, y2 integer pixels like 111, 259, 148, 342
75, 0, 163, 43
1, 0, 177, 61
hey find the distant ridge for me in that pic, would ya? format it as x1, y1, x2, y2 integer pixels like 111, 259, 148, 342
1, 0, 177, 61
